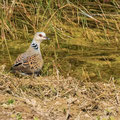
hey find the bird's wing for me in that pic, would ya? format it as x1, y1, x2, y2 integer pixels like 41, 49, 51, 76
13, 53, 26, 66
11, 54, 43, 74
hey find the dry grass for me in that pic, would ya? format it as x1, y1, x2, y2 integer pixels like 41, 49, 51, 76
0, 65, 120, 120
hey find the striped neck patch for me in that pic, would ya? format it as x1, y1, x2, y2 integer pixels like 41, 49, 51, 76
31, 43, 38, 50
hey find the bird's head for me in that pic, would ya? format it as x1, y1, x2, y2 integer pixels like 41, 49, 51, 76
34, 32, 50, 42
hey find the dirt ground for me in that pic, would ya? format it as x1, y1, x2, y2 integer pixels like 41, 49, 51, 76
0, 65, 120, 120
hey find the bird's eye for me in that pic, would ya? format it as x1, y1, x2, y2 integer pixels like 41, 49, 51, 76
39, 34, 42, 37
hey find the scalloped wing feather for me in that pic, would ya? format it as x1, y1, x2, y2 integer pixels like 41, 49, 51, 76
11, 54, 43, 75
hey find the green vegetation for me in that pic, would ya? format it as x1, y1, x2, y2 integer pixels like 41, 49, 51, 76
16, 113, 23, 120
7, 99, 15, 105
0, 0, 120, 83
34, 117, 39, 120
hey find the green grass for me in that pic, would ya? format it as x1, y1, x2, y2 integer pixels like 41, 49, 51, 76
7, 99, 15, 105
0, 0, 120, 82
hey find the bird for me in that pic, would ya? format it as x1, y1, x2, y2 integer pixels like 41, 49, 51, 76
11, 32, 50, 76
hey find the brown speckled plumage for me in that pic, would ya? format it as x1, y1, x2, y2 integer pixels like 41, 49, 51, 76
11, 32, 49, 76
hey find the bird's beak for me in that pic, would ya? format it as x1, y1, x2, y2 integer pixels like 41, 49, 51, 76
44, 37, 50, 40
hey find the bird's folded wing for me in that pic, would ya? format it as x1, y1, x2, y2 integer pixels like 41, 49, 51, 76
11, 54, 43, 74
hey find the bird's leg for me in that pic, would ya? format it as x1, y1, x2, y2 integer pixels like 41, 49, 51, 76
31, 72, 35, 78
